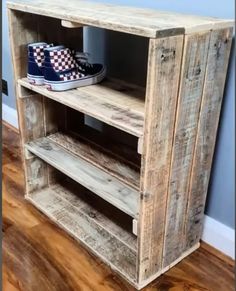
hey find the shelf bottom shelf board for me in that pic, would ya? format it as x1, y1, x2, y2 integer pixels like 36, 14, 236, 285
25, 136, 139, 218
26, 183, 137, 283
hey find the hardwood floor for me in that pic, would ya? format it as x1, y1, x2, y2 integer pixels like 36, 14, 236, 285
2, 122, 235, 291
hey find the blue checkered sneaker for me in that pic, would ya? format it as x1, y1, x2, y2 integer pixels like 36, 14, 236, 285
27, 42, 53, 85
44, 46, 106, 91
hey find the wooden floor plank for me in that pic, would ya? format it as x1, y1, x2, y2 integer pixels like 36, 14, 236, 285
2, 122, 235, 291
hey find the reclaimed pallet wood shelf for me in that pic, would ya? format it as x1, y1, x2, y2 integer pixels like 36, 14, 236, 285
25, 136, 139, 218
27, 180, 137, 281
18, 77, 145, 137
8, 0, 233, 288
48, 131, 140, 189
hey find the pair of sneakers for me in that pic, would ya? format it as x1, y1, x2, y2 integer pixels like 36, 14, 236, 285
27, 42, 106, 91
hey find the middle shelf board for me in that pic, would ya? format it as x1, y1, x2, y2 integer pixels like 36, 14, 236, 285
25, 136, 139, 218
18, 78, 145, 137
49, 130, 140, 189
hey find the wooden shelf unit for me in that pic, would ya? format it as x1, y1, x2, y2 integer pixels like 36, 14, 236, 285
8, 0, 233, 289
19, 78, 145, 137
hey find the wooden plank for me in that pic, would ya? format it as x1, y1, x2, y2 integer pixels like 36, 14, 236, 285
25, 137, 139, 218
43, 98, 66, 136
15, 91, 48, 195
67, 123, 141, 169
36, 14, 83, 51
25, 157, 48, 194
8, 0, 233, 37
52, 182, 137, 251
137, 243, 200, 290
137, 137, 143, 155
61, 19, 83, 28
18, 94, 44, 144
7, 9, 38, 81
138, 35, 184, 282
163, 31, 211, 267
184, 28, 233, 250
27, 185, 137, 283
8, 9, 49, 197
48, 131, 140, 189
132, 219, 138, 236
18, 78, 145, 137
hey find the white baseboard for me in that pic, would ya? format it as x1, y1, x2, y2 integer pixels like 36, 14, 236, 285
2, 103, 18, 129
1, 105, 235, 259
202, 215, 235, 259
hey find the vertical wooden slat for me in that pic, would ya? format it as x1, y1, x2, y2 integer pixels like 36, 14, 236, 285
184, 28, 233, 250
8, 10, 38, 81
163, 32, 211, 267
8, 9, 48, 195
138, 35, 184, 282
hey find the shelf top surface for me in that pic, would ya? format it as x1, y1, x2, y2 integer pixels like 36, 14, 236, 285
19, 78, 144, 137
26, 137, 139, 218
7, 0, 233, 38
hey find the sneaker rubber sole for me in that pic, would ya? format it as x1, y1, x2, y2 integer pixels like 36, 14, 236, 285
44, 68, 106, 91
27, 73, 45, 85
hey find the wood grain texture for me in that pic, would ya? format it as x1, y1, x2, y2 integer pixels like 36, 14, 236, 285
19, 78, 145, 137
138, 35, 184, 282
27, 185, 137, 283
3, 123, 235, 291
8, 2, 234, 288
61, 19, 84, 28
48, 131, 140, 189
25, 137, 139, 218
7, 0, 233, 37
8, 9, 50, 197
52, 180, 137, 251
184, 28, 233, 250
67, 121, 141, 170
163, 31, 211, 267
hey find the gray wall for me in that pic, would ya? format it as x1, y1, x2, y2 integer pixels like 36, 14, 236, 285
2, 0, 16, 108
2, 0, 235, 228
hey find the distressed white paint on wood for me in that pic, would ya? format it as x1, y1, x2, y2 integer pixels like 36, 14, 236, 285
184, 28, 233, 250
25, 137, 139, 218
19, 78, 144, 137
48, 131, 140, 189
138, 35, 184, 281
8, 0, 233, 37
27, 185, 137, 282
163, 31, 211, 267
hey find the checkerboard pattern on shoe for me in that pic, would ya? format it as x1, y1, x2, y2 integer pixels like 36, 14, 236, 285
49, 48, 78, 72
27, 42, 53, 85
44, 46, 106, 91
59, 70, 85, 81
31, 44, 52, 67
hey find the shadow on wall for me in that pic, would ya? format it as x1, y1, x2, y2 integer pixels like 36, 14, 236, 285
84, 27, 149, 87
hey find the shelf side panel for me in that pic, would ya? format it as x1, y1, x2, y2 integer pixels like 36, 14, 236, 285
184, 28, 233, 250
163, 31, 211, 267
138, 35, 184, 282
